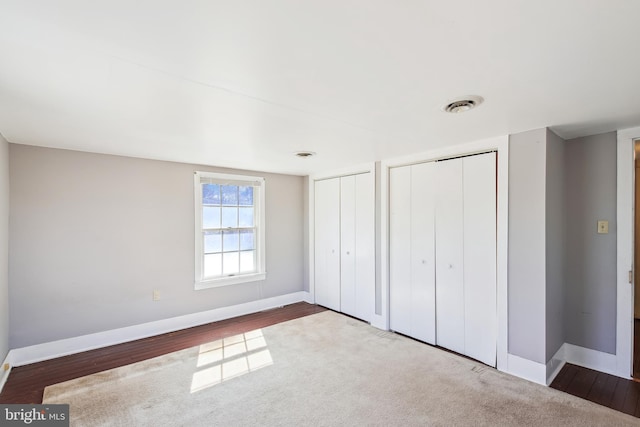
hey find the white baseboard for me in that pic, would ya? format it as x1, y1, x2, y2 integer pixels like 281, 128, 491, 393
543, 342, 619, 385
369, 314, 388, 331
0, 351, 12, 394
509, 343, 620, 387
10, 291, 312, 367
546, 345, 566, 385
562, 343, 618, 377
507, 353, 547, 385
301, 291, 314, 304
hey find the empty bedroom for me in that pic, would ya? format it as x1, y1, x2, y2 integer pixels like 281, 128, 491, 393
1, 1, 640, 425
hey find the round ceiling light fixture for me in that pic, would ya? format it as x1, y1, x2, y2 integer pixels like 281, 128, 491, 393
442, 95, 484, 114
294, 151, 316, 158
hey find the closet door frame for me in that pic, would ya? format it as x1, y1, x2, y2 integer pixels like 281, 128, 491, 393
309, 163, 377, 313
381, 135, 509, 373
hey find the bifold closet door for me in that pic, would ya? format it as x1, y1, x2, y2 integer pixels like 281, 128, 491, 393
340, 175, 357, 317
389, 166, 412, 335
435, 159, 465, 355
340, 173, 374, 321
463, 153, 497, 366
435, 153, 497, 366
389, 162, 436, 343
314, 178, 341, 311
353, 173, 375, 322
409, 162, 436, 343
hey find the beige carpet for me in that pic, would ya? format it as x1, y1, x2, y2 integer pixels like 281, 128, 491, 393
44, 311, 637, 426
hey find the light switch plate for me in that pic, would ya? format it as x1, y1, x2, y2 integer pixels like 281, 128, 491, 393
597, 220, 609, 234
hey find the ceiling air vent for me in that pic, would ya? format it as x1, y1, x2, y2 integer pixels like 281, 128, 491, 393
442, 96, 484, 113
295, 151, 316, 158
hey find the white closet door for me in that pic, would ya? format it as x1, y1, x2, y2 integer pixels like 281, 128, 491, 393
389, 166, 412, 335
354, 172, 374, 322
463, 153, 497, 366
340, 175, 357, 317
435, 159, 465, 354
410, 162, 436, 344
314, 178, 341, 311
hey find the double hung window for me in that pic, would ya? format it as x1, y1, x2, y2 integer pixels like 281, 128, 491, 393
194, 172, 265, 289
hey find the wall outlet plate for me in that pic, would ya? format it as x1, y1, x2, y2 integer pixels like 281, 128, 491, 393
597, 220, 609, 234
3, 363, 9, 371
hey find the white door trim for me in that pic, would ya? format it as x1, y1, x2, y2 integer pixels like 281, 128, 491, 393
616, 126, 640, 379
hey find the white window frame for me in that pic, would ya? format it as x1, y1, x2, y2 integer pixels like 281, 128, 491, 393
194, 171, 266, 289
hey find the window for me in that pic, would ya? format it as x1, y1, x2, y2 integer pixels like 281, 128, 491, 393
194, 171, 266, 289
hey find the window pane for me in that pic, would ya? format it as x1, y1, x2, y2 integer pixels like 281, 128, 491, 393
204, 231, 222, 253
222, 207, 238, 228
240, 230, 254, 250
223, 252, 239, 275
240, 251, 255, 273
221, 185, 238, 206
238, 207, 254, 227
203, 207, 220, 229
223, 230, 239, 252
239, 186, 253, 206
204, 253, 222, 277
202, 184, 220, 205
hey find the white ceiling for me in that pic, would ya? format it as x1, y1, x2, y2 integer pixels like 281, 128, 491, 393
1, 1, 640, 176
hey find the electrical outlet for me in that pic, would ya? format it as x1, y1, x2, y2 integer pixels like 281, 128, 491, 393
153, 290, 160, 301
3, 363, 9, 371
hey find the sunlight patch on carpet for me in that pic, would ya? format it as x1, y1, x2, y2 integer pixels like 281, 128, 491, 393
190, 328, 273, 393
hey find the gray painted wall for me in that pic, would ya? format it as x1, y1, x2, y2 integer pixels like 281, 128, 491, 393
564, 132, 617, 354
508, 128, 547, 364
9, 145, 305, 348
0, 133, 8, 363
545, 129, 566, 361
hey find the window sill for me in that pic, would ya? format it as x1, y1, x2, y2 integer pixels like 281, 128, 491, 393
195, 272, 266, 290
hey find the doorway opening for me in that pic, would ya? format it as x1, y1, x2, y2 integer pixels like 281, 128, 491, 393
634, 139, 640, 378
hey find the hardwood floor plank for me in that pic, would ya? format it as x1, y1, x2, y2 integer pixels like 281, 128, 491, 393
565, 366, 598, 399
550, 363, 578, 391
622, 381, 640, 415
0, 302, 325, 404
586, 372, 613, 406
611, 378, 631, 412
634, 319, 640, 378
598, 374, 621, 408
635, 387, 640, 418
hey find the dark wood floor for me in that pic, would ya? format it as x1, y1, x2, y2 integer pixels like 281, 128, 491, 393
3, 303, 640, 419
634, 319, 640, 379
0, 302, 326, 404
550, 363, 640, 417
549, 318, 640, 418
